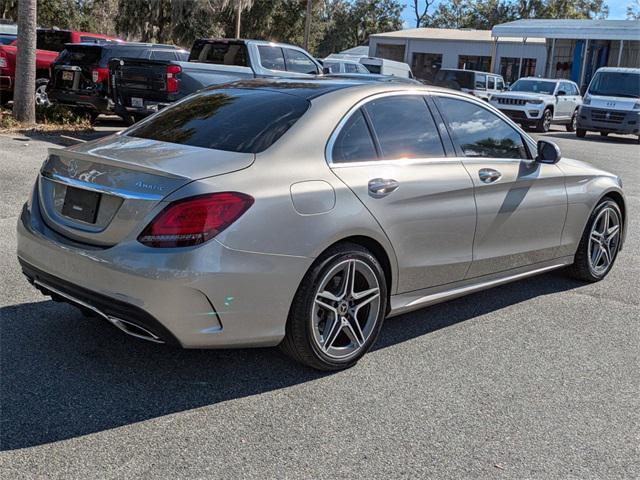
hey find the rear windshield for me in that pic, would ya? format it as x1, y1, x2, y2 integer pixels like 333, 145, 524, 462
588, 71, 640, 98
55, 45, 103, 65
36, 30, 71, 52
434, 70, 474, 89
189, 41, 248, 66
127, 88, 310, 153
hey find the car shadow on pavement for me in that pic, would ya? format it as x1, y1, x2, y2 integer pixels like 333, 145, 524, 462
0, 271, 583, 451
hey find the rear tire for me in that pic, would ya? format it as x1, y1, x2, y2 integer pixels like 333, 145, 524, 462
535, 108, 552, 132
280, 243, 387, 371
566, 199, 622, 283
576, 128, 587, 138
35, 78, 49, 107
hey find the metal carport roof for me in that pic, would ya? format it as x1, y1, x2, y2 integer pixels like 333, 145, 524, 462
492, 19, 640, 41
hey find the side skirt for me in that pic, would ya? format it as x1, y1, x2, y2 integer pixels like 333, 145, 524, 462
388, 256, 574, 317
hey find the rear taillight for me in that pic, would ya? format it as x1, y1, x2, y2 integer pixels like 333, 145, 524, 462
92, 67, 109, 84
0, 52, 6, 69
138, 192, 254, 248
165, 64, 181, 93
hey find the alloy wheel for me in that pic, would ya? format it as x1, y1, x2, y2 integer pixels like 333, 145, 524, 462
311, 259, 381, 360
35, 84, 49, 107
543, 110, 551, 131
587, 206, 621, 275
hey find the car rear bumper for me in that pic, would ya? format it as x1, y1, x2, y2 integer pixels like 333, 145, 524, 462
47, 88, 111, 114
577, 106, 640, 134
17, 192, 312, 349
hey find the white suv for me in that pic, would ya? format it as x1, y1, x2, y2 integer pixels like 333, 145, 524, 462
490, 77, 582, 132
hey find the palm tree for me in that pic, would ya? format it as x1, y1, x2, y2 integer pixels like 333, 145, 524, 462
13, 0, 37, 124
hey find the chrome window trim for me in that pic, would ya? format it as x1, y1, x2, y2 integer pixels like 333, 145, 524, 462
326, 89, 538, 167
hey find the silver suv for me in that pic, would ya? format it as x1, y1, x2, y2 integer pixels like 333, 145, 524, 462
490, 77, 582, 132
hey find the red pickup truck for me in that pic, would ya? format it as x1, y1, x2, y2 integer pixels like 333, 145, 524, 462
0, 28, 119, 104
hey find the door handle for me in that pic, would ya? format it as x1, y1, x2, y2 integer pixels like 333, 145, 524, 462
368, 178, 399, 198
478, 168, 502, 183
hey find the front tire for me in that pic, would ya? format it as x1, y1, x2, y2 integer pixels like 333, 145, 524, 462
280, 243, 387, 370
566, 111, 577, 132
35, 78, 49, 107
535, 108, 552, 132
576, 128, 587, 138
567, 199, 622, 282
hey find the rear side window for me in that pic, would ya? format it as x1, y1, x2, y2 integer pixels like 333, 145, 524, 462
332, 110, 377, 163
488, 77, 495, 90
283, 48, 318, 74
344, 63, 358, 73
436, 96, 529, 159
127, 88, 309, 153
258, 46, 286, 71
475, 73, 486, 90
189, 41, 248, 66
364, 96, 445, 159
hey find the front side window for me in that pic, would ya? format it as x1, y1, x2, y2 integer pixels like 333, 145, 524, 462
488, 77, 496, 90
324, 61, 340, 73
127, 88, 309, 153
436, 96, 529, 160
344, 62, 358, 73
496, 78, 505, 91
283, 48, 318, 74
332, 110, 377, 163
364, 96, 445, 159
258, 46, 286, 71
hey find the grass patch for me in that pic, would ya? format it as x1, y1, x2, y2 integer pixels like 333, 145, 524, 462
0, 105, 93, 133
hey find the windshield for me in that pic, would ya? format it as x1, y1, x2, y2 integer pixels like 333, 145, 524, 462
588, 71, 640, 98
127, 88, 310, 153
36, 30, 71, 52
433, 70, 474, 89
509, 79, 556, 95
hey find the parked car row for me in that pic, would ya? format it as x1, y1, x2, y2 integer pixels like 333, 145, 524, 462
0, 27, 119, 105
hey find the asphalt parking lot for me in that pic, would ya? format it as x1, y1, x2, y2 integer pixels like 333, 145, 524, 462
0, 126, 638, 479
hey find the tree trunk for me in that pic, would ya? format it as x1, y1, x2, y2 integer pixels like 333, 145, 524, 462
235, 2, 241, 38
303, 0, 312, 50
13, 0, 37, 124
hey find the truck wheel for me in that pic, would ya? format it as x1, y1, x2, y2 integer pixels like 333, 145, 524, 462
576, 128, 587, 138
566, 111, 577, 132
535, 108, 552, 132
35, 79, 50, 107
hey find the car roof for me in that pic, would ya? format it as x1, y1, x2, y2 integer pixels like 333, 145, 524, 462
595, 67, 640, 73
65, 42, 183, 50
208, 77, 453, 101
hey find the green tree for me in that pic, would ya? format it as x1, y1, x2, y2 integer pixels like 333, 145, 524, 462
626, 0, 640, 19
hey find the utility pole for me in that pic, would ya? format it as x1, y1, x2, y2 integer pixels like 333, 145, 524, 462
13, 0, 37, 124
303, 0, 312, 50
235, 1, 242, 39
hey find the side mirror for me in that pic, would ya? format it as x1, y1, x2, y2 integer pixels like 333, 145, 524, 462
322, 66, 331, 75
537, 140, 561, 164
556, 90, 566, 96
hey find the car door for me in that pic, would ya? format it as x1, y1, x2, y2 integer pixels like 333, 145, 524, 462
328, 93, 477, 293
433, 94, 567, 278
556, 81, 574, 118
566, 82, 581, 114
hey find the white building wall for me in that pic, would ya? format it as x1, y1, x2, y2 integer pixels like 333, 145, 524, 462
368, 37, 547, 77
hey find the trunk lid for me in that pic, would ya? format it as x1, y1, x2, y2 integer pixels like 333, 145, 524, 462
38, 135, 255, 246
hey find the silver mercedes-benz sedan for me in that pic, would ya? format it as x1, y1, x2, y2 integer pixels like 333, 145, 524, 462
17, 79, 626, 370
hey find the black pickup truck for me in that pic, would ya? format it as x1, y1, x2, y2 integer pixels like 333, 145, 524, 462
109, 38, 323, 121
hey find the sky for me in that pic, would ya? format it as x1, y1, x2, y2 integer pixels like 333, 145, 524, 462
399, 0, 631, 29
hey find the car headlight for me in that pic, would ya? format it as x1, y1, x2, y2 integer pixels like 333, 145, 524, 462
527, 100, 544, 105
583, 95, 591, 105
